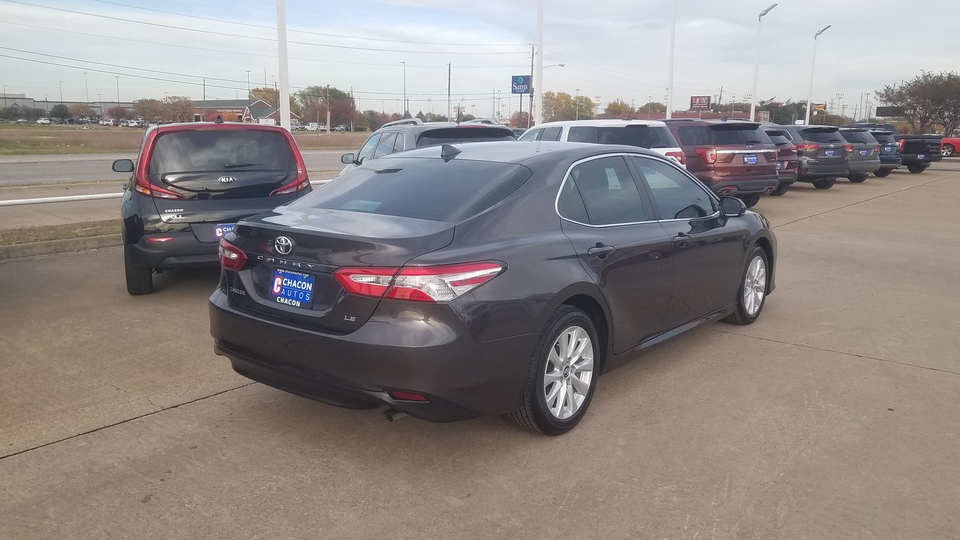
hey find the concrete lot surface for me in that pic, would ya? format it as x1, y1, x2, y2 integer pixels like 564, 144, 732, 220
1, 164, 959, 538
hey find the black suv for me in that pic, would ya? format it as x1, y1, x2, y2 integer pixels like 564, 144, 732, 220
113, 123, 312, 295
865, 130, 902, 177
837, 128, 881, 183
339, 118, 516, 174
772, 125, 850, 190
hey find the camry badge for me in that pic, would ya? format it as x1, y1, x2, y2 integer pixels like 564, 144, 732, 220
274, 236, 294, 255
218, 175, 237, 184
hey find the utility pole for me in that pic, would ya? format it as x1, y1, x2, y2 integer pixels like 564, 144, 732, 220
84, 72, 89, 102
447, 63, 451, 121
528, 44, 534, 128
245, 70, 251, 101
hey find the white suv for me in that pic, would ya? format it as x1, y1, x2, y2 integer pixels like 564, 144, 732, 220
519, 119, 685, 167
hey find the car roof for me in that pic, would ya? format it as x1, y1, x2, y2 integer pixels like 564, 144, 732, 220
376, 119, 514, 134
379, 140, 664, 166
149, 122, 289, 134
665, 119, 761, 128
532, 119, 668, 128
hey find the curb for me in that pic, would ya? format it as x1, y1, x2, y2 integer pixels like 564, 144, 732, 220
0, 234, 123, 260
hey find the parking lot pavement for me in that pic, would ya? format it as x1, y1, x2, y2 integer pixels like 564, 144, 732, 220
1, 164, 959, 538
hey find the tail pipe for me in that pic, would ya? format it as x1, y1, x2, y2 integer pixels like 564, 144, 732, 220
383, 408, 407, 422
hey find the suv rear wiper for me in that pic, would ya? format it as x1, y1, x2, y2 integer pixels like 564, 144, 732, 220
223, 163, 263, 169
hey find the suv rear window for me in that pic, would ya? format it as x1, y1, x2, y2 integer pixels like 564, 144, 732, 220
568, 126, 677, 148
799, 128, 845, 143
415, 127, 516, 148
839, 130, 877, 144
296, 158, 531, 222
764, 131, 791, 145
871, 132, 896, 144
677, 124, 771, 145
148, 130, 295, 176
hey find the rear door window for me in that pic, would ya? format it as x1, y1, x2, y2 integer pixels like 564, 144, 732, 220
596, 126, 676, 148
560, 156, 648, 225
540, 126, 562, 141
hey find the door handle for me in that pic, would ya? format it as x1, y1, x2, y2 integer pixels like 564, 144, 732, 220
587, 244, 616, 259
673, 233, 689, 249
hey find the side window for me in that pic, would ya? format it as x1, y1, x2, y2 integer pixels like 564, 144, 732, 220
561, 156, 648, 225
519, 129, 541, 142
540, 126, 562, 141
393, 132, 406, 152
357, 134, 381, 164
567, 126, 598, 143
374, 132, 399, 158
631, 156, 716, 220
676, 126, 706, 145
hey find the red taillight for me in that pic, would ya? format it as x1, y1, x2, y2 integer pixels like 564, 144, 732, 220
898, 138, 905, 151
334, 262, 504, 303
873, 144, 880, 154
842, 143, 854, 155
795, 143, 820, 152
665, 150, 686, 165
695, 147, 717, 164
270, 161, 310, 196
134, 176, 184, 199
218, 238, 248, 271
387, 390, 428, 402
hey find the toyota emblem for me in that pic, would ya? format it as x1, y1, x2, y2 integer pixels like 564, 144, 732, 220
274, 236, 294, 255
218, 175, 237, 184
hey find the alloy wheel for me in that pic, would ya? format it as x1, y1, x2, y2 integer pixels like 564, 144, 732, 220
743, 256, 766, 317
542, 326, 594, 420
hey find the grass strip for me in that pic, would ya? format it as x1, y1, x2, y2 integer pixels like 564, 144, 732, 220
0, 220, 119, 245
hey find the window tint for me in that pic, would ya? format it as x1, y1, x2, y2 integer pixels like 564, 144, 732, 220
357, 134, 381, 164
374, 132, 399, 158
416, 127, 515, 147
839, 130, 878, 144
148, 130, 295, 176
519, 129, 541, 142
541, 126, 562, 141
295, 158, 531, 223
707, 124, 772, 144
676, 126, 707, 145
871, 132, 896, 144
561, 156, 647, 225
567, 126, 598, 143
766, 133, 791, 145
392, 132, 406, 152
632, 156, 716, 220
800, 128, 845, 143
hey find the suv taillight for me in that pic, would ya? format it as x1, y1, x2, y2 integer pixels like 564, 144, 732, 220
219, 238, 248, 271
334, 262, 504, 303
665, 150, 686, 165
270, 161, 310, 196
873, 144, 880, 154
694, 148, 717, 164
898, 138, 905, 151
134, 175, 184, 199
842, 143, 854, 155
795, 143, 820, 152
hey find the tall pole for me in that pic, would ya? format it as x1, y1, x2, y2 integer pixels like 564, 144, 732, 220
447, 63, 451, 121
575, 88, 580, 120
492, 88, 496, 119
58, 81, 63, 104
528, 44, 534, 129
665, 0, 676, 119
115, 76, 119, 112
202, 78, 206, 120
83, 72, 89, 102
2, 84, 6, 108
805, 25, 831, 125
275, 0, 291, 130
245, 70, 251, 101
750, 4, 778, 121
401, 61, 406, 118
534, 0, 544, 125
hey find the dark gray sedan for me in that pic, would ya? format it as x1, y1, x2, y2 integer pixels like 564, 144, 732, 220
210, 142, 777, 435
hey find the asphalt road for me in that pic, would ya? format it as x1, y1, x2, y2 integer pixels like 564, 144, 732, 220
1, 164, 959, 538
0, 150, 349, 187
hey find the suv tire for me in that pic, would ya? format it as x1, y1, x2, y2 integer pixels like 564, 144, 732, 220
874, 168, 892, 177
124, 245, 154, 295
812, 177, 837, 189
907, 164, 928, 173
848, 174, 868, 183
769, 183, 790, 196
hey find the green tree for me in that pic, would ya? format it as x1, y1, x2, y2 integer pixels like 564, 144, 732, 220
296, 85, 355, 127
133, 99, 165, 121
604, 99, 633, 117
106, 106, 128, 121
50, 104, 71, 120
874, 71, 960, 134
162, 96, 195, 123
68, 103, 94, 119
543, 91, 574, 121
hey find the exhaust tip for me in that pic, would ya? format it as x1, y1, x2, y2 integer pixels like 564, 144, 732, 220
383, 408, 407, 422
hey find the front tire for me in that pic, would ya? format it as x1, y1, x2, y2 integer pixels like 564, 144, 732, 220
769, 183, 790, 196
723, 246, 769, 326
942, 144, 955, 157
847, 173, 868, 183
873, 168, 892, 177
907, 164, 928, 173
124, 245, 154, 295
812, 177, 837, 189
511, 306, 599, 436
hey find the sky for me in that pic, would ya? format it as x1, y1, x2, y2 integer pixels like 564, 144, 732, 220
2, 0, 959, 119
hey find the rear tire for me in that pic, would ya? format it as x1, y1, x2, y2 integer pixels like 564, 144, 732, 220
873, 168, 892, 177
510, 306, 599, 436
907, 164, 928, 173
848, 173, 868, 183
124, 245, 154, 295
723, 246, 768, 326
942, 144, 955, 157
812, 177, 836, 189
738, 193, 761, 208
769, 183, 790, 196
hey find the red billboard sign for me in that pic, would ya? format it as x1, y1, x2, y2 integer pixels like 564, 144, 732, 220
690, 96, 712, 110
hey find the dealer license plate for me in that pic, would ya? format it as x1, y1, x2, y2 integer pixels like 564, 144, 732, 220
859, 149, 868, 156
918, 154, 925, 159
744, 154, 758, 164
884, 146, 892, 152
825, 149, 835, 157
270, 269, 314, 309
214, 223, 235, 238
776, 161, 783, 170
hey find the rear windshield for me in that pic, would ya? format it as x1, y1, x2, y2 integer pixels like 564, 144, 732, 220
415, 128, 516, 148
764, 131, 791, 145
677, 124, 771, 145
294, 158, 532, 223
148, 129, 295, 175
870, 132, 895, 144
839, 130, 878, 144
568, 126, 677, 148
799, 128, 845, 143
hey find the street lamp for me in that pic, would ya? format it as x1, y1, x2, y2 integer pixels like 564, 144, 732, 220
58, 80, 63, 104
805, 25, 831, 125
83, 72, 89, 102
401, 61, 406, 118
666, 0, 676, 119
575, 88, 580, 120
245, 70, 251, 101
2, 84, 6, 108
749, 3, 778, 121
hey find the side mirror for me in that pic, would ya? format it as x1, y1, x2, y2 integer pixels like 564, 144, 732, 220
112, 159, 134, 173
719, 196, 746, 218
340, 153, 356, 165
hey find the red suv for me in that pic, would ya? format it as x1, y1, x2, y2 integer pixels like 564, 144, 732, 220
664, 120, 778, 208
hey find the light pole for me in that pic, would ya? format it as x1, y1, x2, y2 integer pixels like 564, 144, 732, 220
575, 88, 580, 120
401, 61, 406, 118
58, 80, 63, 104
83, 72, 89, 102
115, 76, 120, 111
245, 70, 251, 101
805, 25, 831, 125
750, 3, 778, 121
665, 0, 676, 118
2, 84, 6, 108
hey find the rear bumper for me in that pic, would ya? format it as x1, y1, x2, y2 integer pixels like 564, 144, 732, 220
209, 289, 537, 422
776, 170, 798, 185
878, 156, 902, 168
901, 153, 943, 164
126, 231, 220, 269
845, 159, 881, 175
797, 161, 848, 181
696, 174, 779, 195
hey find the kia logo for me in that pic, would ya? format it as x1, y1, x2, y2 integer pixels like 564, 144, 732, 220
274, 236, 294, 255
218, 175, 237, 184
